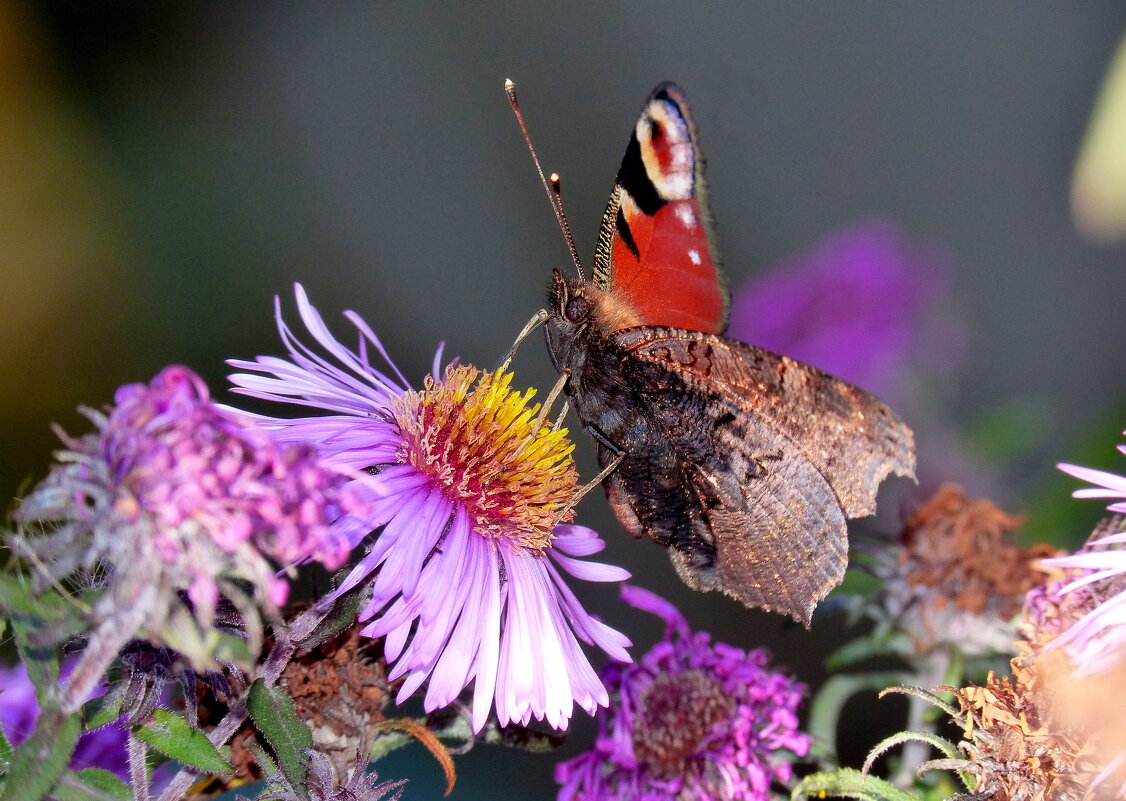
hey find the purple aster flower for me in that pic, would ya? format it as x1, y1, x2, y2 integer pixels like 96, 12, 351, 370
0, 660, 127, 778
227, 284, 631, 732
555, 586, 810, 801
726, 218, 960, 405
1036, 439, 1126, 675
14, 365, 355, 710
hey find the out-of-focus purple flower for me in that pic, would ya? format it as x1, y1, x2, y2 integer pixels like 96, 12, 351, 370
555, 586, 809, 801
1036, 440, 1126, 675
727, 219, 960, 405
14, 365, 356, 708
0, 661, 127, 778
228, 284, 631, 732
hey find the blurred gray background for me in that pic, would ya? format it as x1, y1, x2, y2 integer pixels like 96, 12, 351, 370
3, 3, 1125, 797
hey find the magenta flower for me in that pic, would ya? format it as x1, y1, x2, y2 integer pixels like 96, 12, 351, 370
0, 661, 127, 778
228, 284, 631, 732
14, 365, 355, 709
727, 219, 959, 405
556, 586, 810, 801
1037, 438, 1126, 675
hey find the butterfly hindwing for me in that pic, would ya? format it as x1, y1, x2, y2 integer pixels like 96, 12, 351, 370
593, 83, 728, 334
597, 326, 916, 625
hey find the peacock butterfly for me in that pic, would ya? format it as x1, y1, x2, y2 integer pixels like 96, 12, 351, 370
521, 82, 916, 626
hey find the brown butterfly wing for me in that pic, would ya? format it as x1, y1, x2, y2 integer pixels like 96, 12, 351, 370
600, 326, 916, 625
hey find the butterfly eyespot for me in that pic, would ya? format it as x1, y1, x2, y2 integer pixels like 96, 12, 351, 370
564, 295, 592, 323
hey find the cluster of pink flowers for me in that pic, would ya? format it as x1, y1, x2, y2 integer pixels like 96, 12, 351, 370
557, 586, 810, 801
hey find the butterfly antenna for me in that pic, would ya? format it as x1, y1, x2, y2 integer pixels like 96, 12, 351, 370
505, 79, 586, 281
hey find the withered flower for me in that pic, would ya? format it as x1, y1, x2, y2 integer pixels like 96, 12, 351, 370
944, 662, 1095, 801
870, 484, 1057, 658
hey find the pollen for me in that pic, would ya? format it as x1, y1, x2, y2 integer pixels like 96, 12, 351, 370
391, 365, 579, 553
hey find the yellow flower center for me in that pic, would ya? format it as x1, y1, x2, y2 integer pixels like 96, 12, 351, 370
391, 365, 578, 553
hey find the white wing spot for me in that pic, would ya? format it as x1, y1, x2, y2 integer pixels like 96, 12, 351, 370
689, 249, 702, 265
676, 204, 697, 228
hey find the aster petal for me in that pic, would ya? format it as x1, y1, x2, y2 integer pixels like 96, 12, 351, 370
330, 485, 428, 600
498, 552, 559, 725
471, 536, 503, 732
430, 342, 446, 381
382, 617, 416, 665
426, 548, 486, 706
396, 489, 452, 600
1089, 530, 1126, 545
550, 524, 609, 556
544, 560, 632, 661
426, 512, 490, 702
368, 487, 439, 589
1058, 462, 1126, 497
550, 551, 631, 583
289, 284, 409, 398
621, 584, 690, 635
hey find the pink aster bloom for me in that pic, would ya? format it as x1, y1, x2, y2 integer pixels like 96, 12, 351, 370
556, 586, 810, 801
228, 284, 631, 732
14, 365, 354, 709
1038, 437, 1126, 675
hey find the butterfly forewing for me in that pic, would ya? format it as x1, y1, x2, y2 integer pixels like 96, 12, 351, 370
593, 83, 728, 334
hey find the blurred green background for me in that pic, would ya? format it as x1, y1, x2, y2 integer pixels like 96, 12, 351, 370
3, 3, 1125, 798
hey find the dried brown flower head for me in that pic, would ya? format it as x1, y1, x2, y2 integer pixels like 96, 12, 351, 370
279, 623, 394, 780
881, 484, 1058, 656
949, 662, 1093, 801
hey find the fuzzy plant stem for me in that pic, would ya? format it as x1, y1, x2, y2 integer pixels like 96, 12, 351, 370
129, 731, 152, 801
894, 651, 952, 787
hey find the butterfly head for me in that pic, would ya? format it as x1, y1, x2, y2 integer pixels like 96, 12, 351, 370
548, 269, 643, 341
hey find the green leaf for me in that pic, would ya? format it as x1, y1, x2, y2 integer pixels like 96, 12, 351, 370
791, 768, 922, 801
0, 708, 81, 801
0, 576, 91, 649
5, 600, 61, 707
133, 709, 234, 775
247, 680, 313, 799
51, 769, 131, 801
81, 686, 125, 732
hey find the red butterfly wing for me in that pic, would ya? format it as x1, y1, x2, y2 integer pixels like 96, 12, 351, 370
593, 83, 728, 334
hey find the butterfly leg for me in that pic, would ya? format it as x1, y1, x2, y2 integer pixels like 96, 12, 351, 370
551, 401, 570, 432
532, 370, 569, 433
499, 308, 549, 372
552, 426, 625, 526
